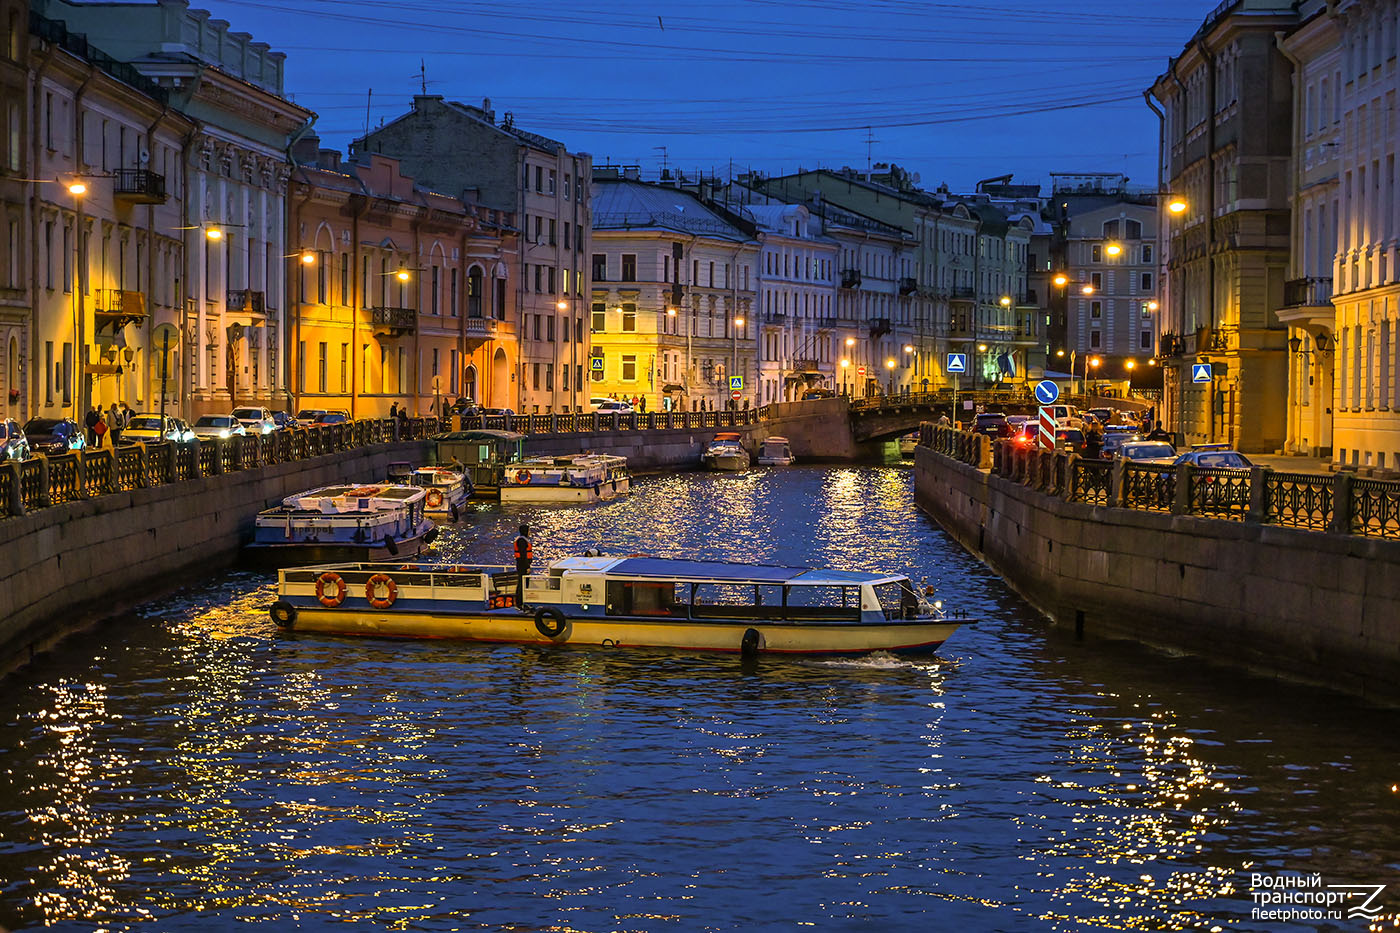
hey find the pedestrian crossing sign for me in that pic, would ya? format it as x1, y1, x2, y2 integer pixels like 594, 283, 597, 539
730, 376, 743, 390
1192, 362, 1212, 383
946, 353, 967, 373
590, 358, 603, 371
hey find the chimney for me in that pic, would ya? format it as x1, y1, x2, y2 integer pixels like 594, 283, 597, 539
317, 148, 341, 171
622, 166, 641, 181
482, 97, 495, 123
291, 132, 320, 164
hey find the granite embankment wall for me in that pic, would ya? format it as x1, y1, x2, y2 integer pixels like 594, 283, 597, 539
0, 441, 430, 674
914, 445, 1400, 705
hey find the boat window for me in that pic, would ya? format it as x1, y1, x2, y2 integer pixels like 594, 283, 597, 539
690, 582, 784, 621
606, 579, 686, 616
785, 584, 861, 621
873, 579, 920, 620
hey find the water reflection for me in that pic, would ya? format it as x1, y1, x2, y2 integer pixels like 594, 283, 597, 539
0, 466, 1395, 931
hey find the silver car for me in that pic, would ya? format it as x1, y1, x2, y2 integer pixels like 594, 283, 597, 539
231, 406, 277, 435
191, 415, 248, 440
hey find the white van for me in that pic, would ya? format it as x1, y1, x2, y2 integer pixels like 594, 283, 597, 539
1042, 404, 1084, 429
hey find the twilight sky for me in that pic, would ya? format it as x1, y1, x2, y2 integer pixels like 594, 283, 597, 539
150, 0, 1217, 192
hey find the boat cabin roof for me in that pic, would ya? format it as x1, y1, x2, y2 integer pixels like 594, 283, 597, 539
714, 432, 742, 440
439, 429, 525, 442
549, 555, 901, 585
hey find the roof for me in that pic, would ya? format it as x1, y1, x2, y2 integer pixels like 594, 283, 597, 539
438, 429, 524, 441
592, 180, 754, 241
553, 556, 898, 585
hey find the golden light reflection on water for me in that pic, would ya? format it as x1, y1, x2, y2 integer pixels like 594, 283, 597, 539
0, 468, 1396, 930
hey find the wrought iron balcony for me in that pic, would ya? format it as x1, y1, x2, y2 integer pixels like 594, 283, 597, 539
792, 358, 821, 372
948, 286, 976, 302
868, 317, 891, 339
1283, 276, 1333, 309
898, 276, 918, 296
94, 289, 147, 336
763, 312, 787, 325
840, 269, 862, 289
113, 169, 167, 204
371, 306, 416, 335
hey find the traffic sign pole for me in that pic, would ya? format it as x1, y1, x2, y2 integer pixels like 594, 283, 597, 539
1038, 406, 1057, 450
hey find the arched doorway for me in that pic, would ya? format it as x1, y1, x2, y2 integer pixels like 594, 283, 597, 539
491, 347, 508, 406
464, 363, 477, 403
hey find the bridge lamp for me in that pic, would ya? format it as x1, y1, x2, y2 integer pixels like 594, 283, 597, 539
1125, 359, 1136, 371
885, 359, 896, 369
840, 359, 850, 368
300, 251, 316, 265
845, 336, 856, 347
902, 344, 913, 353
1056, 349, 1065, 358
1052, 273, 1068, 287
1089, 357, 1101, 368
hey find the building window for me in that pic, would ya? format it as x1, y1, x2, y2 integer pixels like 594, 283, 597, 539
534, 166, 543, 193
1091, 272, 1103, 289
545, 363, 554, 391
1091, 244, 1102, 263
621, 254, 636, 282
1141, 331, 1153, 349
340, 343, 348, 392
621, 303, 637, 332
532, 362, 541, 390
1125, 219, 1142, 239
1142, 244, 1153, 263
495, 278, 506, 319
430, 266, 440, 315
1140, 272, 1153, 291
533, 314, 541, 340
1090, 301, 1102, 319
548, 169, 556, 195
1090, 331, 1101, 349
622, 354, 637, 381
450, 268, 459, 317
318, 342, 327, 393
592, 253, 606, 281
547, 316, 555, 342
468, 267, 483, 317
592, 302, 606, 333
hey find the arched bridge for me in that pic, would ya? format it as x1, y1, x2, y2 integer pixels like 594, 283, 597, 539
848, 391, 1041, 442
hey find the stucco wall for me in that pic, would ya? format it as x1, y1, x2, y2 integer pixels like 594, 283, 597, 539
914, 446, 1400, 704
0, 441, 430, 675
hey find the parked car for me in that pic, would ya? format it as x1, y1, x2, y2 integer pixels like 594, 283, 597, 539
1, 419, 29, 461
295, 409, 327, 427
1086, 407, 1115, 425
479, 407, 515, 417
271, 411, 296, 431
122, 414, 194, 445
1172, 444, 1253, 469
1116, 440, 1177, 464
589, 397, 610, 411
801, 388, 836, 400
1008, 422, 1038, 448
1054, 428, 1086, 455
191, 415, 248, 440
231, 407, 277, 435
973, 412, 1011, 438
596, 400, 634, 414
1042, 404, 1084, 429
1099, 432, 1144, 460
315, 409, 350, 425
22, 417, 85, 456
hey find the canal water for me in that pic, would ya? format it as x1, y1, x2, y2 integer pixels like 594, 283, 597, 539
0, 465, 1396, 932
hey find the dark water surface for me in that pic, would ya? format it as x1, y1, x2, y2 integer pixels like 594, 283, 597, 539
0, 466, 1396, 932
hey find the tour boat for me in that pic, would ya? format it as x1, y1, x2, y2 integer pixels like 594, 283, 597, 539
267, 554, 971, 655
247, 484, 438, 564
757, 436, 796, 466
702, 433, 751, 471
500, 453, 631, 503
388, 462, 473, 521
898, 432, 919, 457
434, 429, 526, 499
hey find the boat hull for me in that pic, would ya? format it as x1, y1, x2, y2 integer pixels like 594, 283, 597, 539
279, 604, 956, 655
703, 454, 751, 471
757, 456, 795, 466
245, 532, 432, 566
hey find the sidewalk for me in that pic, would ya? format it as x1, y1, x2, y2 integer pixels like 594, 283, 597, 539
1250, 453, 1332, 476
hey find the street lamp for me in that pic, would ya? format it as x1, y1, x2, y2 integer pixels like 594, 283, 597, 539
1086, 356, 1101, 396
1167, 197, 1187, 215
732, 315, 745, 408
1105, 242, 1123, 258
1053, 273, 1068, 287
840, 358, 850, 396
1080, 283, 1094, 296
885, 357, 896, 395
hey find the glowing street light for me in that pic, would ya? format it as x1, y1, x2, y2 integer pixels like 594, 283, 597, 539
396, 268, 411, 282
1126, 359, 1136, 371
999, 295, 1012, 308
1146, 300, 1160, 312
977, 343, 988, 352
1053, 273, 1068, 287
67, 182, 87, 196
902, 344, 914, 353
556, 300, 568, 310
205, 228, 223, 241
1167, 198, 1187, 214
300, 251, 315, 264
1080, 284, 1095, 295
665, 306, 677, 316
845, 336, 856, 346
1105, 242, 1122, 257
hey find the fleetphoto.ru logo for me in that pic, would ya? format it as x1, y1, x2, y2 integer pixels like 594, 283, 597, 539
1249, 872, 1386, 923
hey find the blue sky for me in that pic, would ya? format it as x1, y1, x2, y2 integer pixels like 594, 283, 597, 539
176, 0, 1217, 192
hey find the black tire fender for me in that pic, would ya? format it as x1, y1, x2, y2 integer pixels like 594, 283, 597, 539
741, 627, 762, 657
424, 526, 440, 544
270, 600, 297, 629
384, 535, 400, 556
535, 607, 567, 638
449, 503, 460, 522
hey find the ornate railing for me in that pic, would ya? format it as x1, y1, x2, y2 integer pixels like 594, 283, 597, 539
84, 450, 115, 498
115, 445, 144, 491
919, 428, 1400, 542
48, 454, 81, 505
198, 441, 217, 476
175, 443, 197, 482
1189, 467, 1250, 521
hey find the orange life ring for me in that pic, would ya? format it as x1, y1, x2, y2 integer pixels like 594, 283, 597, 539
515, 470, 531, 484
365, 573, 397, 609
426, 488, 445, 508
316, 571, 346, 607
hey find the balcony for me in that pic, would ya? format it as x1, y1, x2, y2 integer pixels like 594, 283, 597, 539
1158, 333, 1184, 358
792, 358, 821, 373
840, 269, 862, 289
113, 169, 167, 204
948, 286, 976, 304
1278, 276, 1335, 329
762, 312, 787, 326
371, 306, 416, 336
945, 318, 974, 341
465, 317, 499, 338
227, 289, 265, 313
898, 276, 917, 296
868, 317, 891, 339
93, 289, 147, 338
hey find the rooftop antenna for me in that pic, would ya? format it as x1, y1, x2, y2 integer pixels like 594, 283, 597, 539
865, 126, 877, 173
363, 88, 372, 146
654, 145, 668, 176
419, 59, 427, 95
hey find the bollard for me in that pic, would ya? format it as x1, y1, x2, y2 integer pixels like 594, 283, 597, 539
1171, 463, 1192, 514
1, 460, 23, 516
1329, 472, 1354, 535
1109, 457, 1127, 508
1246, 465, 1269, 523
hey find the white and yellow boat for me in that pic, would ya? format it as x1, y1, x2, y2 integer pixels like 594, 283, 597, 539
389, 462, 472, 521
499, 454, 630, 503
268, 555, 969, 656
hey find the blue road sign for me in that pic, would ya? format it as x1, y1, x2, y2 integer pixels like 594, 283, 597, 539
729, 376, 743, 390
1192, 363, 1212, 383
590, 357, 603, 371
946, 353, 967, 373
1034, 380, 1060, 404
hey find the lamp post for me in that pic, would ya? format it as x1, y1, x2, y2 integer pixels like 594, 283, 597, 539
732, 314, 745, 409
902, 343, 913, 395
845, 336, 856, 397
975, 343, 987, 394
885, 357, 896, 396
68, 181, 87, 421
840, 358, 850, 396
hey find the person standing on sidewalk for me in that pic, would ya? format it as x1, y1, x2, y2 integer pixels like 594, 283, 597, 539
512, 524, 533, 608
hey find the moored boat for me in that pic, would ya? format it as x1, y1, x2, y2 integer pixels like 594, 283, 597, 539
268, 555, 971, 655
898, 432, 919, 457
500, 454, 630, 503
434, 429, 526, 499
757, 435, 795, 466
247, 484, 438, 565
388, 462, 473, 521
702, 432, 751, 471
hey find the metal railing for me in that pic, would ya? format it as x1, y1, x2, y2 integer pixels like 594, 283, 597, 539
0, 418, 443, 520
919, 427, 1400, 541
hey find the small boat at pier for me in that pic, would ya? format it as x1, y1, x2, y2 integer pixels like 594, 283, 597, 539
247, 484, 438, 564
434, 429, 526, 499
702, 433, 751, 471
268, 555, 970, 655
898, 432, 919, 457
387, 462, 472, 521
500, 453, 631, 503
757, 436, 795, 466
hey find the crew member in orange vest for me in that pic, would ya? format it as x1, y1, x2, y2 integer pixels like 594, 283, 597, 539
513, 524, 533, 607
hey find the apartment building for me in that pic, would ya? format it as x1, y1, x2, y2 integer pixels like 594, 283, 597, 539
351, 96, 591, 413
